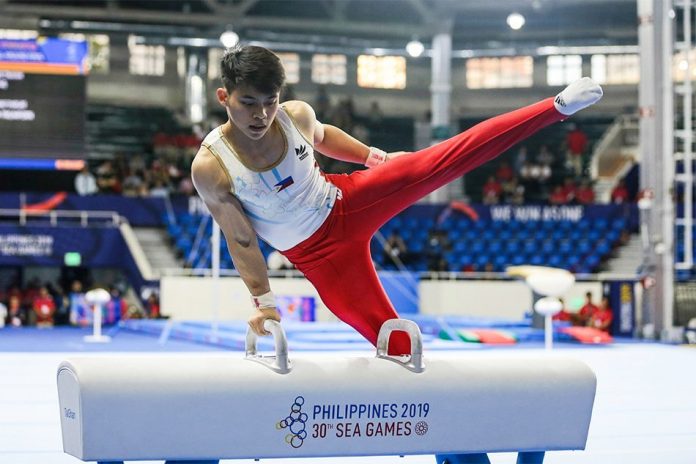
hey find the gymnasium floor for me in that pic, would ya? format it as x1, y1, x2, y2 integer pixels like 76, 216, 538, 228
1, 326, 695, 464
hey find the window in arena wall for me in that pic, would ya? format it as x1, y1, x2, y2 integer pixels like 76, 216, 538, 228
276, 52, 300, 84
0, 29, 38, 39
546, 55, 582, 86
312, 54, 347, 85
357, 55, 407, 89
128, 35, 165, 76
592, 54, 639, 85
465, 56, 533, 89
60, 33, 110, 74
208, 48, 223, 82
673, 49, 696, 82
590, 55, 607, 84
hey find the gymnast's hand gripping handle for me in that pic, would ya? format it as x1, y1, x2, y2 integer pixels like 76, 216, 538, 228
245, 319, 291, 374
376, 319, 425, 373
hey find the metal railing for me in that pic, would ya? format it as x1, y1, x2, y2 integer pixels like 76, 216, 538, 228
0, 208, 122, 227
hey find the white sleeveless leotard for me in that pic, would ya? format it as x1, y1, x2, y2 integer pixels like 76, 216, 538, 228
201, 107, 339, 251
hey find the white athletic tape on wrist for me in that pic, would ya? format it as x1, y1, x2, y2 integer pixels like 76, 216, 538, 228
251, 291, 275, 309
364, 147, 387, 168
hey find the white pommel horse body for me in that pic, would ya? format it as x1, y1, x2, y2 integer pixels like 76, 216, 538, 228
57, 320, 597, 464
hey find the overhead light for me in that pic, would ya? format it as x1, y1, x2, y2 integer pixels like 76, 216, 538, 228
220, 30, 239, 48
406, 39, 425, 58
506, 13, 525, 31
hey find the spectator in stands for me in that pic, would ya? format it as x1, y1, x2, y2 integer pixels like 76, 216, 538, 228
22, 277, 41, 309
104, 287, 127, 325
351, 122, 370, 146
178, 173, 195, 196
521, 161, 551, 187
315, 85, 331, 121
191, 44, 602, 349
69, 280, 91, 327
503, 176, 525, 204
588, 296, 613, 333
572, 291, 599, 326
74, 165, 98, 196
383, 231, 410, 267
146, 293, 161, 319
425, 229, 450, 272
482, 176, 503, 204
575, 179, 595, 204
48, 283, 70, 326
549, 185, 568, 205
611, 179, 630, 203
514, 146, 528, 176
520, 160, 536, 182
368, 101, 384, 126
96, 161, 122, 194
122, 169, 146, 196
281, 84, 296, 102
536, 144, 554, 166
6, 295, 25, 327
495, 161, 514, 183
331, 97, 355, 131
560, 177, 577, 203
552, 298, 572, 322
149, 179, 171, 198
32, 286, 56, 328
565, 123, 588, 176
0, 299, 6, 328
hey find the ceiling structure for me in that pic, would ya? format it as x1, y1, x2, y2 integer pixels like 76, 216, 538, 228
0, 0, 640, 54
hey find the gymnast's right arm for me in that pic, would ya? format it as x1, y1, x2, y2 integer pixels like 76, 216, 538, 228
191, 147, 281, 336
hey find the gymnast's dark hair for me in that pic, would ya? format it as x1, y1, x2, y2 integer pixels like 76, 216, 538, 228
220, 45, 285, 94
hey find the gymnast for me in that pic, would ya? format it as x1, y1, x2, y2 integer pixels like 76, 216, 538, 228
191, 45, 603, 354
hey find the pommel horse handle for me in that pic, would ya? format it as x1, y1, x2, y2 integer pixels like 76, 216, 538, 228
376, 319, 425, 373
245, 319, 291, 374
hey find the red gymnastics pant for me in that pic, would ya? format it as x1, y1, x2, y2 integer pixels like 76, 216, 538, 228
283, 97, 564, 354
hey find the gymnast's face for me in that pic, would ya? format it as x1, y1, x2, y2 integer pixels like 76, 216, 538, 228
218, 84, 280, 141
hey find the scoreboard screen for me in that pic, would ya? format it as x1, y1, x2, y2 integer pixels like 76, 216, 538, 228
0, 38, 88, 166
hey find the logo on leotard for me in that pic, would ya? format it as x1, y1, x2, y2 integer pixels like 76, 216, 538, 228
274, 176, 295, 193
277, 396, 308, 448
295, 145, 309, 161
554, 95, 566, 108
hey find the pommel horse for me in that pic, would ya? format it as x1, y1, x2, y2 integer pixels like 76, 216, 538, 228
57, 319, 596, 464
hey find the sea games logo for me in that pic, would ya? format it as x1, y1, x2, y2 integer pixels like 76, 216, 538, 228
277, 396, 309, 448
278, 396, 430, 448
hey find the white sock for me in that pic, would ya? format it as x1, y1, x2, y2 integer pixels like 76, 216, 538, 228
554, 77, 603, 116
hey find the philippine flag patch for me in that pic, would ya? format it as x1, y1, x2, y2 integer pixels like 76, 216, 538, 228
274, 176, 294, 193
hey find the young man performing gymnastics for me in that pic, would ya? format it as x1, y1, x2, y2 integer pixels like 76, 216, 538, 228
192, 45, 603, 354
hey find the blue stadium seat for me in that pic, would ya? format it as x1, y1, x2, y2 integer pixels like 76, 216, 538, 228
516, 229, 531, 241
595, 239, 612, 257
611, 218, 627, 231
505, 240, 521, 254
569, 229, 585, 241
498, 229, 513, 241
594, 218, 608, 231
577, 219, 591, 231
590, 254, 603, 269
448, 229, 463, 242
488, 240, 502, 254
548, 254, 564, 268
541, 241, 555, 254
523, 241, 537, 254
586, 230, 602, 242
